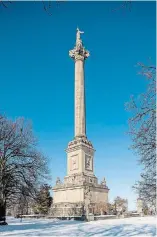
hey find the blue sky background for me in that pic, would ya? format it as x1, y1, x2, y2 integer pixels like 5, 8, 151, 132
0, 1, 156, 210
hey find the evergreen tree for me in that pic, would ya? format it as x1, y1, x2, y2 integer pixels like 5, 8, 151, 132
33, 184, 52, 215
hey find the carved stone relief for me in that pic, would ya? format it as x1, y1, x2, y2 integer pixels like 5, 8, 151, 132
85, 154, 93, 171
71, 154, 78, 171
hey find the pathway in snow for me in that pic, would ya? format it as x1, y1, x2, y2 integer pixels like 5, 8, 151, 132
0, 216, 156, 236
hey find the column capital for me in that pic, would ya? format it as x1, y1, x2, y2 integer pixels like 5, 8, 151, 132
69, 47, 89, 61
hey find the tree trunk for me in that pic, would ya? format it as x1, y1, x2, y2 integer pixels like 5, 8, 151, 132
0, 199, 7, 225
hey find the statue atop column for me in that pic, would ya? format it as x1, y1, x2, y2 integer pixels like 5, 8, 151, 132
69, 28, 89, 60
76, 27, 84, 45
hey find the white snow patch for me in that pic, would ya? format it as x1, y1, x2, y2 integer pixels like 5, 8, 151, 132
0, 216, 156, 237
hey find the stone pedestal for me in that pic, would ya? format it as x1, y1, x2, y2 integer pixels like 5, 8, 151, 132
52, 185, 109, 217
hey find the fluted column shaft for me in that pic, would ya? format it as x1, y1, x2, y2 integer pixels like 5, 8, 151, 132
75, 58, 86, 138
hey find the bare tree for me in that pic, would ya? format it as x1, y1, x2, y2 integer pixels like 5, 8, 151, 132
107, 202, 116, 215
0, 0, 12, 9
112, 1, 132, 13
113, 196, 128, 215
94, 202, 108, 215
0, 0, 64, 15
126, 63, 156, 210
0, 115, 49, 224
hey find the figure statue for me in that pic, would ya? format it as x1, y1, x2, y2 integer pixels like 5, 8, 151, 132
101, 177, 106, 186
56, 177, 61, 185
76, 27, 84, 42
76, 27, 84, 51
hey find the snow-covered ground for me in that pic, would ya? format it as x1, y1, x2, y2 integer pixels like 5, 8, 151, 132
0, 216, 156, 237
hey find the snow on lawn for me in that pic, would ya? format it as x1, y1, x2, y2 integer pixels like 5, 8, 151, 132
0, 216, 156, 237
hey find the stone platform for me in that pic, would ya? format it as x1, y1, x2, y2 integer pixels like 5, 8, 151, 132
51, 171, 109, 217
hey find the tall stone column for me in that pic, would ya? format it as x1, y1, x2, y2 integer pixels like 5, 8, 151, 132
75, 56, 85, 138
69, 28, 89, 139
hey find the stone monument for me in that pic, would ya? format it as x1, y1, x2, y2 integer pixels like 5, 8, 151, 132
51, 28, 109, 217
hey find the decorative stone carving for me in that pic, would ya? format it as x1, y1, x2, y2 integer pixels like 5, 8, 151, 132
67, 137, 93, 150
69, 48, 89, 61
56, 177, 61, 186
84, 186, 91, 199
101, 177, 106, 186
71, 155, 78, 171
69, 28, 90, 62
76, 28, 84, 43
85, 155, 93, 171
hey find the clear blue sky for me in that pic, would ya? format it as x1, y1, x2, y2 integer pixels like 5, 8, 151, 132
0, 1, 155, 210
